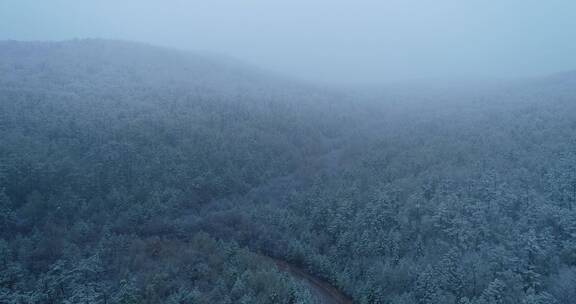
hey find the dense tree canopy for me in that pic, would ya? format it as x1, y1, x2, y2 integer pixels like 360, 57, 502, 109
1, 40, 575, 303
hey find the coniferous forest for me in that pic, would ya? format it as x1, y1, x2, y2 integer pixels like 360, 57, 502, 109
1, 40, 576, 304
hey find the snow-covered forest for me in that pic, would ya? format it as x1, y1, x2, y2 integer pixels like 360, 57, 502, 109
1, 40, 576, 303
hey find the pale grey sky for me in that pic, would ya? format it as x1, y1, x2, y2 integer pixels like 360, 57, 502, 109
1, 0, 575, 84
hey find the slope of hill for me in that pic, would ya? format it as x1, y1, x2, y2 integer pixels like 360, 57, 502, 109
0, 40, 361, 304
1, 40, 576, 304
197, 73, 576, 303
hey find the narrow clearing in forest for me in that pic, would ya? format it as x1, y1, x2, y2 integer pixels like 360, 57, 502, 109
266, 257, 353, 304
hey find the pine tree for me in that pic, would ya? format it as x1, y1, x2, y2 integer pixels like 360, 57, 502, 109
477, 279, 506, 304
522, 289, 558, 304
437, 249, 465, 300
112, 279, 141, 304
0, 189, 15, 234
415, 266, 440, 304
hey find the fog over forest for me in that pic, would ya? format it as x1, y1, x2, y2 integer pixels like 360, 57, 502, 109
2, 0, 576, 84
1, 2, 576, 304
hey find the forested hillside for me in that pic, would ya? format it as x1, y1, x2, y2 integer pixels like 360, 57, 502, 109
0, 40, 356, 304
1, 40, 576, 304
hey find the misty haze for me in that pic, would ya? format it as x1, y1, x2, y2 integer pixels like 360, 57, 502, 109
1, 1, 576, 304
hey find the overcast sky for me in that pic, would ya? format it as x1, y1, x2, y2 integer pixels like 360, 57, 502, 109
1, 0, 575, 84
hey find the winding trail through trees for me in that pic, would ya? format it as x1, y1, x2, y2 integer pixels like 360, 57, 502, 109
265, 257, 353, 304
240, 144, 353, 302
251, 145, 353, 303
192, 138, 357, 302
